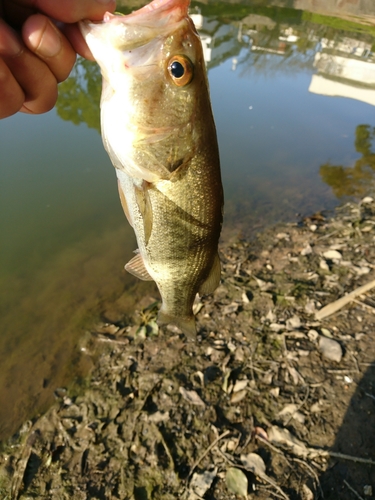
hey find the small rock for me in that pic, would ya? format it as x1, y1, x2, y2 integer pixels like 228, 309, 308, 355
319, 259, 330, 271
309, 224, 317, 232
222, 302, 239, 315
233, 379, 248, 393
364, 485, 372, 496
305, 300, 316, 314
362, 196, 374, 204
318, 336, 343, 362
270, 323, 284, 332
266, 310, 276, 323
286, 315, 301, 330
269, 387, 280, 397
308, 329, 319, 342
276, 232, 289, 240
323, 250, 342, 260
310, 402, 322, 413
301, 244, 313, 256
230, 389, 248, 404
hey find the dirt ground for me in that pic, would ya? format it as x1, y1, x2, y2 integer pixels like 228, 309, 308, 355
1, 198, 375, 500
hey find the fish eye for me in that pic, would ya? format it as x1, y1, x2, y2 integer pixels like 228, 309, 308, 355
167, 55, 194, 87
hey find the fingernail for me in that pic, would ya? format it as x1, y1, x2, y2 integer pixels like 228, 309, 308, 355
29, 20, 61, 58
0, 22, 23, 56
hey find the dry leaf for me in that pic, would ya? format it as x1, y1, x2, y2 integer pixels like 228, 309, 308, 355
225, 467, 248, 497
268, 425, 309, 458
240, 453, 266, 476
179, 387, 205, 407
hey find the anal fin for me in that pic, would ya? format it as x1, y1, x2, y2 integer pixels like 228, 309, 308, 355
199, 253, 221, 295
125, 253, 153, 281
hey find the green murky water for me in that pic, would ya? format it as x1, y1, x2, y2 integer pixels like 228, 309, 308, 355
1, 0, 375, 440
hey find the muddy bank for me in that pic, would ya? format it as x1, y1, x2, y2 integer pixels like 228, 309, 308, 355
1, 198, 375, 499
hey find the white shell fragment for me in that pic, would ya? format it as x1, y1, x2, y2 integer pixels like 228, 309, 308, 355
318, 336, 343, 362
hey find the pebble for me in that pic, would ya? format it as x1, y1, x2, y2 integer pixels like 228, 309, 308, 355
323, 250, 342, 260
318, 336, 343, 362
362, 196, 374, 204
301, 244, 313, 256
286, 315, 301, 330
319, 259, 330, 271
270, 323, 284, 332
308, 329, 319, 341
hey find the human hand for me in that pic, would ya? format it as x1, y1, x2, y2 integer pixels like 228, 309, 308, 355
0, 0, 115, 119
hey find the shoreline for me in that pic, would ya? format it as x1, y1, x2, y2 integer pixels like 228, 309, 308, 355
2, 197, 375, 499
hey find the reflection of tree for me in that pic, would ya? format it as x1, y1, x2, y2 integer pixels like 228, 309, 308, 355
320, 125, 375, 198
56, 58, 101, 133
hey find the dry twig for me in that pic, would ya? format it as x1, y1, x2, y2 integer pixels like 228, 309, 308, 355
315, 278, 375, 320
343, 479, 365, 500
187, 430, 231, 481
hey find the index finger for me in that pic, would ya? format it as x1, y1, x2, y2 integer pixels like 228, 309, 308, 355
11, 0, 116, 23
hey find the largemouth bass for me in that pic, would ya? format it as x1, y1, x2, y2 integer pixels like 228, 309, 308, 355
80, 0, 223, 336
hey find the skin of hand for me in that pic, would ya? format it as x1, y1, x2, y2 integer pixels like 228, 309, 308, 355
0, 0, 116, 119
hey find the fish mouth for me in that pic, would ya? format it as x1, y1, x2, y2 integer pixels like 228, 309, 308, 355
79, 0, 190, 37
113, 0, 190, 23
80, 0, 190, 45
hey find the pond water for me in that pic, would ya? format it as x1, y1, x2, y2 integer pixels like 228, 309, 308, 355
1, 0, 375, 440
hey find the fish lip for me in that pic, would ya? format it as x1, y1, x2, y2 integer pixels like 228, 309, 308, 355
80, 0, 190, 33
123, 0, 190, 22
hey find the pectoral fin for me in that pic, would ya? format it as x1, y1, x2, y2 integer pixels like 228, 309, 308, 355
117, 180, 133, 227
199, 253, 221, 295
125, 253, 153, 281
135, 183, 153, 245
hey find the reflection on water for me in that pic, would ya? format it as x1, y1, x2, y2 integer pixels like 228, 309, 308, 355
1, 0, 375, 441
320, 124, 375, 197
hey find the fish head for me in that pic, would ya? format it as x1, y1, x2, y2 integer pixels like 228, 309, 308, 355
80, 0, 214, 181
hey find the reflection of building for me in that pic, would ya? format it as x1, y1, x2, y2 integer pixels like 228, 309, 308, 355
309, 37, 375, 105
190, 12, 242, 67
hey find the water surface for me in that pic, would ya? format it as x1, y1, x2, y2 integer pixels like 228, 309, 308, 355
1, 0, 375, 440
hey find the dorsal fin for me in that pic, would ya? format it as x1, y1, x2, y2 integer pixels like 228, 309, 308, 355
125, 253, 153, 281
